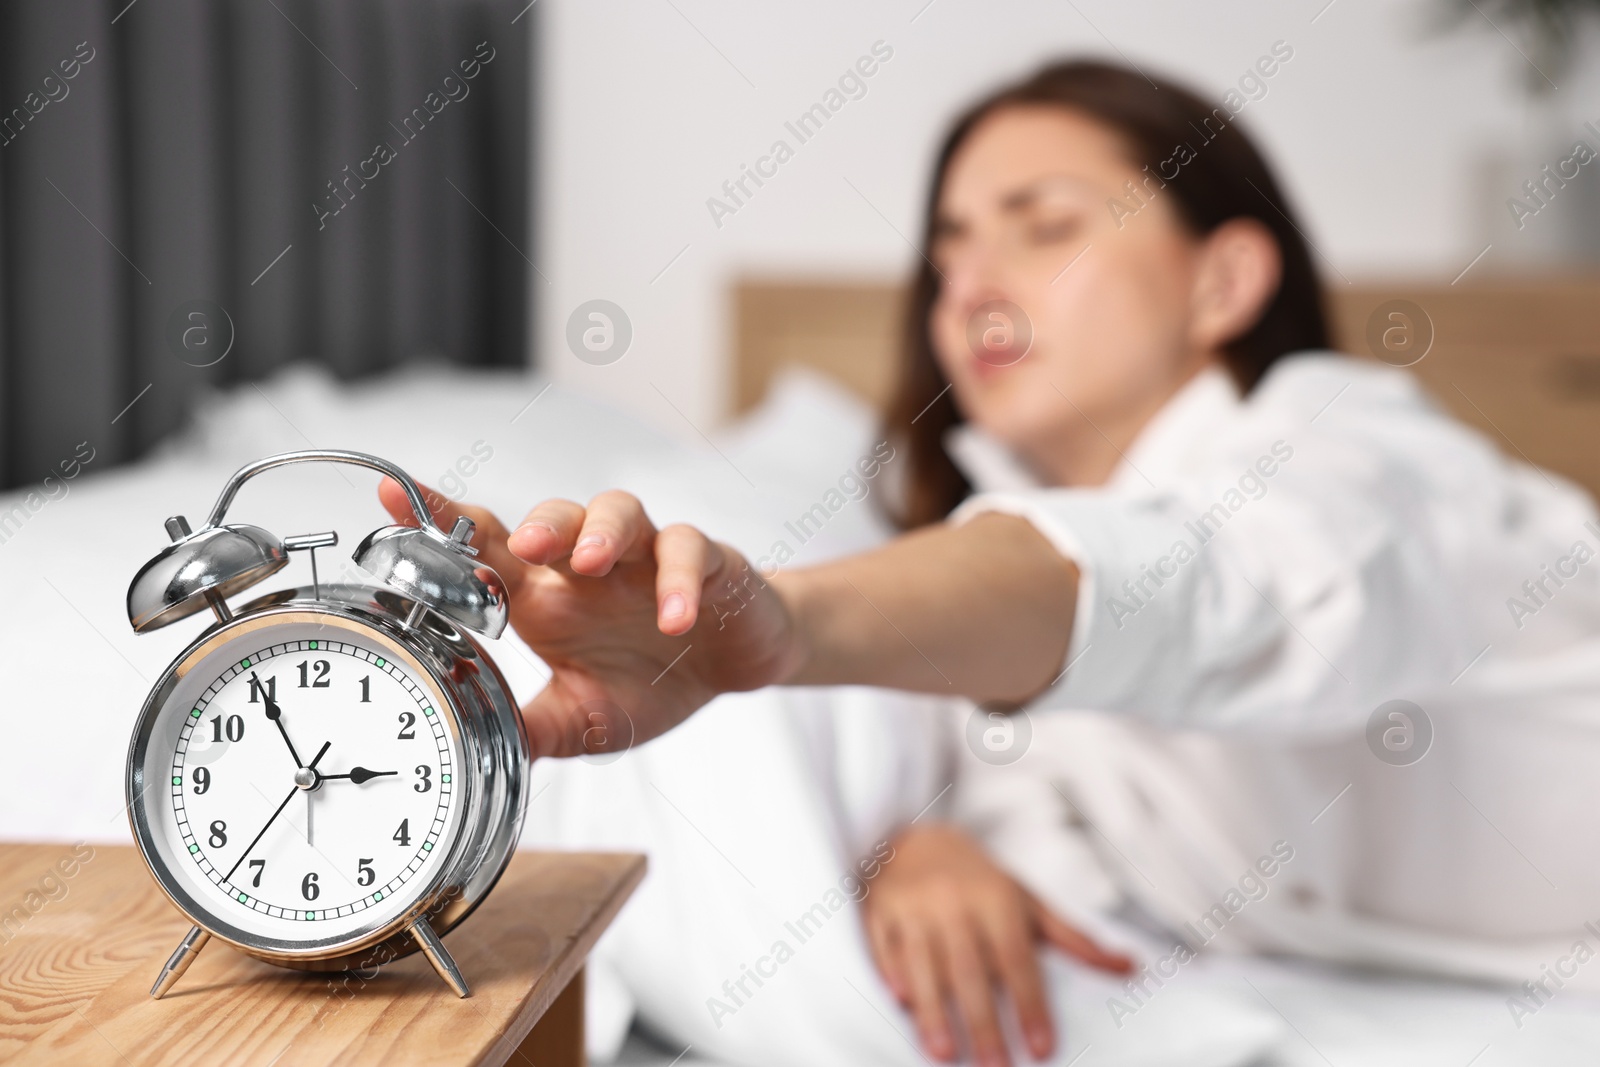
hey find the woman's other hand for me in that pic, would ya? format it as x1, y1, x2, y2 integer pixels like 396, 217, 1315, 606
862, 823, 1133, 1066
378, 481, 803, 758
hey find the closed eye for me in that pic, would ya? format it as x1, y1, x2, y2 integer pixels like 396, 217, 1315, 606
1028, 217, 1081, 243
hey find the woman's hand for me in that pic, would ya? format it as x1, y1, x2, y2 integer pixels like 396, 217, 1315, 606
862, 823, 1133, 1067
378, 482, 805, 758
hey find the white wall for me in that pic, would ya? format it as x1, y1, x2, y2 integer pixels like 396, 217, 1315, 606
536, 0, 1600, 434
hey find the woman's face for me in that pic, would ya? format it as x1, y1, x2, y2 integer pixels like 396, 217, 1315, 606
928, 105, 1231, 486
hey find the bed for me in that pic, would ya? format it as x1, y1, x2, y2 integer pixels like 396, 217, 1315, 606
5, 274, 1600, 1066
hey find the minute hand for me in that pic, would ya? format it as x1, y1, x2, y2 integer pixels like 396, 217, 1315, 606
253, 672, 303, 769
223, 740, 331, 884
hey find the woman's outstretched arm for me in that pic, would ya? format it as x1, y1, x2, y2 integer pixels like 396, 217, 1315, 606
774, 511, 1078, 705
378, 482, 1077, 757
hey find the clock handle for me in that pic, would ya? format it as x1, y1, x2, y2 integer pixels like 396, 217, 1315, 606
410, 917, 471, 997
201, 450, 444, 535
149, 924, 211, 999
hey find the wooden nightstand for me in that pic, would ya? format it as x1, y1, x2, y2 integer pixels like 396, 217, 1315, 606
0, 843, 644, 1065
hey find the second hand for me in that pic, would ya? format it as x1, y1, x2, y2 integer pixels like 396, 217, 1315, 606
224, 740, 331, 885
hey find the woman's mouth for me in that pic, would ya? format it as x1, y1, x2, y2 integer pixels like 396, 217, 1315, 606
966, 299, 1034, 371
972, 351, 1024, 379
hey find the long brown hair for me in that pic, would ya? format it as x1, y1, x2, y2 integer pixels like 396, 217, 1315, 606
884, 59, 1329, 529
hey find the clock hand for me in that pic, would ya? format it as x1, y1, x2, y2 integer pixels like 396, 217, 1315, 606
252, 672, 303, 769
223, 741, 331, 884
305, 740, 330, 849
320, 767, 397, 785
224, 786, 296, 885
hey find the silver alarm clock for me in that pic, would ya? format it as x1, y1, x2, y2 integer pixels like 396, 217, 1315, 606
124, 449, 529, 1000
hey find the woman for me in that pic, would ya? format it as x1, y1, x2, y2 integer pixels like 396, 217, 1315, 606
384, 62, 1600, 1064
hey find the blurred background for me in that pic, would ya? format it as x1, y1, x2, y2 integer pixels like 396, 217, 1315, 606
0, 0, 531, 489
5, 0, 1600, 489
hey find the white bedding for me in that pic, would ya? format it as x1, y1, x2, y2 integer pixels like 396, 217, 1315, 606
2, 363, 1595, 1065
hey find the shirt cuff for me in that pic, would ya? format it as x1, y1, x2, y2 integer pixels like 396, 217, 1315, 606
950, 489, 1194, 713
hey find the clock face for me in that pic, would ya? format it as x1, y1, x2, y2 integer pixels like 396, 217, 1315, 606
133, 615, 465, 947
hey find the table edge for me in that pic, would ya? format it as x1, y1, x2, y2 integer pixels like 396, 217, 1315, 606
473, 852, 647, 1066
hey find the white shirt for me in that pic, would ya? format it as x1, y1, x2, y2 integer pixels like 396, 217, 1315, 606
950, 352, 1600, 990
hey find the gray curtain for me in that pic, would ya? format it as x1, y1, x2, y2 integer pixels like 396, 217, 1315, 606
0, 0, 531, 490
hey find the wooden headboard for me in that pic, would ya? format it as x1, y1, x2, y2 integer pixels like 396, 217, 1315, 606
733, 276, 1600, 499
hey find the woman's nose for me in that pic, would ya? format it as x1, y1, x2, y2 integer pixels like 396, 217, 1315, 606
942, 239, 1014, 319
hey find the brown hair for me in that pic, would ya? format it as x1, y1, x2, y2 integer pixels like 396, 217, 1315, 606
884, 59, 1329, 529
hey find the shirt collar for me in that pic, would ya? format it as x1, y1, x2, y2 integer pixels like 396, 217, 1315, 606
945, 364, 1241, 494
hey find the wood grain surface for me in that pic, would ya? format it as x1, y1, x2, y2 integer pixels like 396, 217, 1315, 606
0, 843, 644, 1066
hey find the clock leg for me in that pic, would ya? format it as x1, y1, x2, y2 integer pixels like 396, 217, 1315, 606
409, 917, 470, 998
150, 925, 211, 999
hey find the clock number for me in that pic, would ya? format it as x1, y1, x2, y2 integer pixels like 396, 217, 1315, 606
357, 858, 375, 886
414, 765, 432, 793
298, 660, 331, 688
210, 714, 244, 743
208, 820, 227, 848
359, 676, 371, 703
247, 676, 276, 703
393, 819, 411, 847
397, 711, 416, 740
301, 872, 320, 901
248, 859, 265, 888
192, 767, 211, 794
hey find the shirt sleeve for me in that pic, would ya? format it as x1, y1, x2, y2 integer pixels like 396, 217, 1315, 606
948, 446, 1475, 733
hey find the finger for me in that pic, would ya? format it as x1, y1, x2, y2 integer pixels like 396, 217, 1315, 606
377, 477, 526, 592
379, 475, 446, 528
942, 924, 1010, 1067
654, 524, 710, 635
506, 499, 588, 566
517, 681, 591, 761
978, 908, 1054, 1061
568, 490, 656, 576
1030, 893, 1135, 975
901, 925, 957, 1062
864, 912, 910, 1004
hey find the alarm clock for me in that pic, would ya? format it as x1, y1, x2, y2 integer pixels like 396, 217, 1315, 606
124, 449, 529, 1000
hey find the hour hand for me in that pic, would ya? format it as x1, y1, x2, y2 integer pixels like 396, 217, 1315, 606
320, 767, 397, 785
